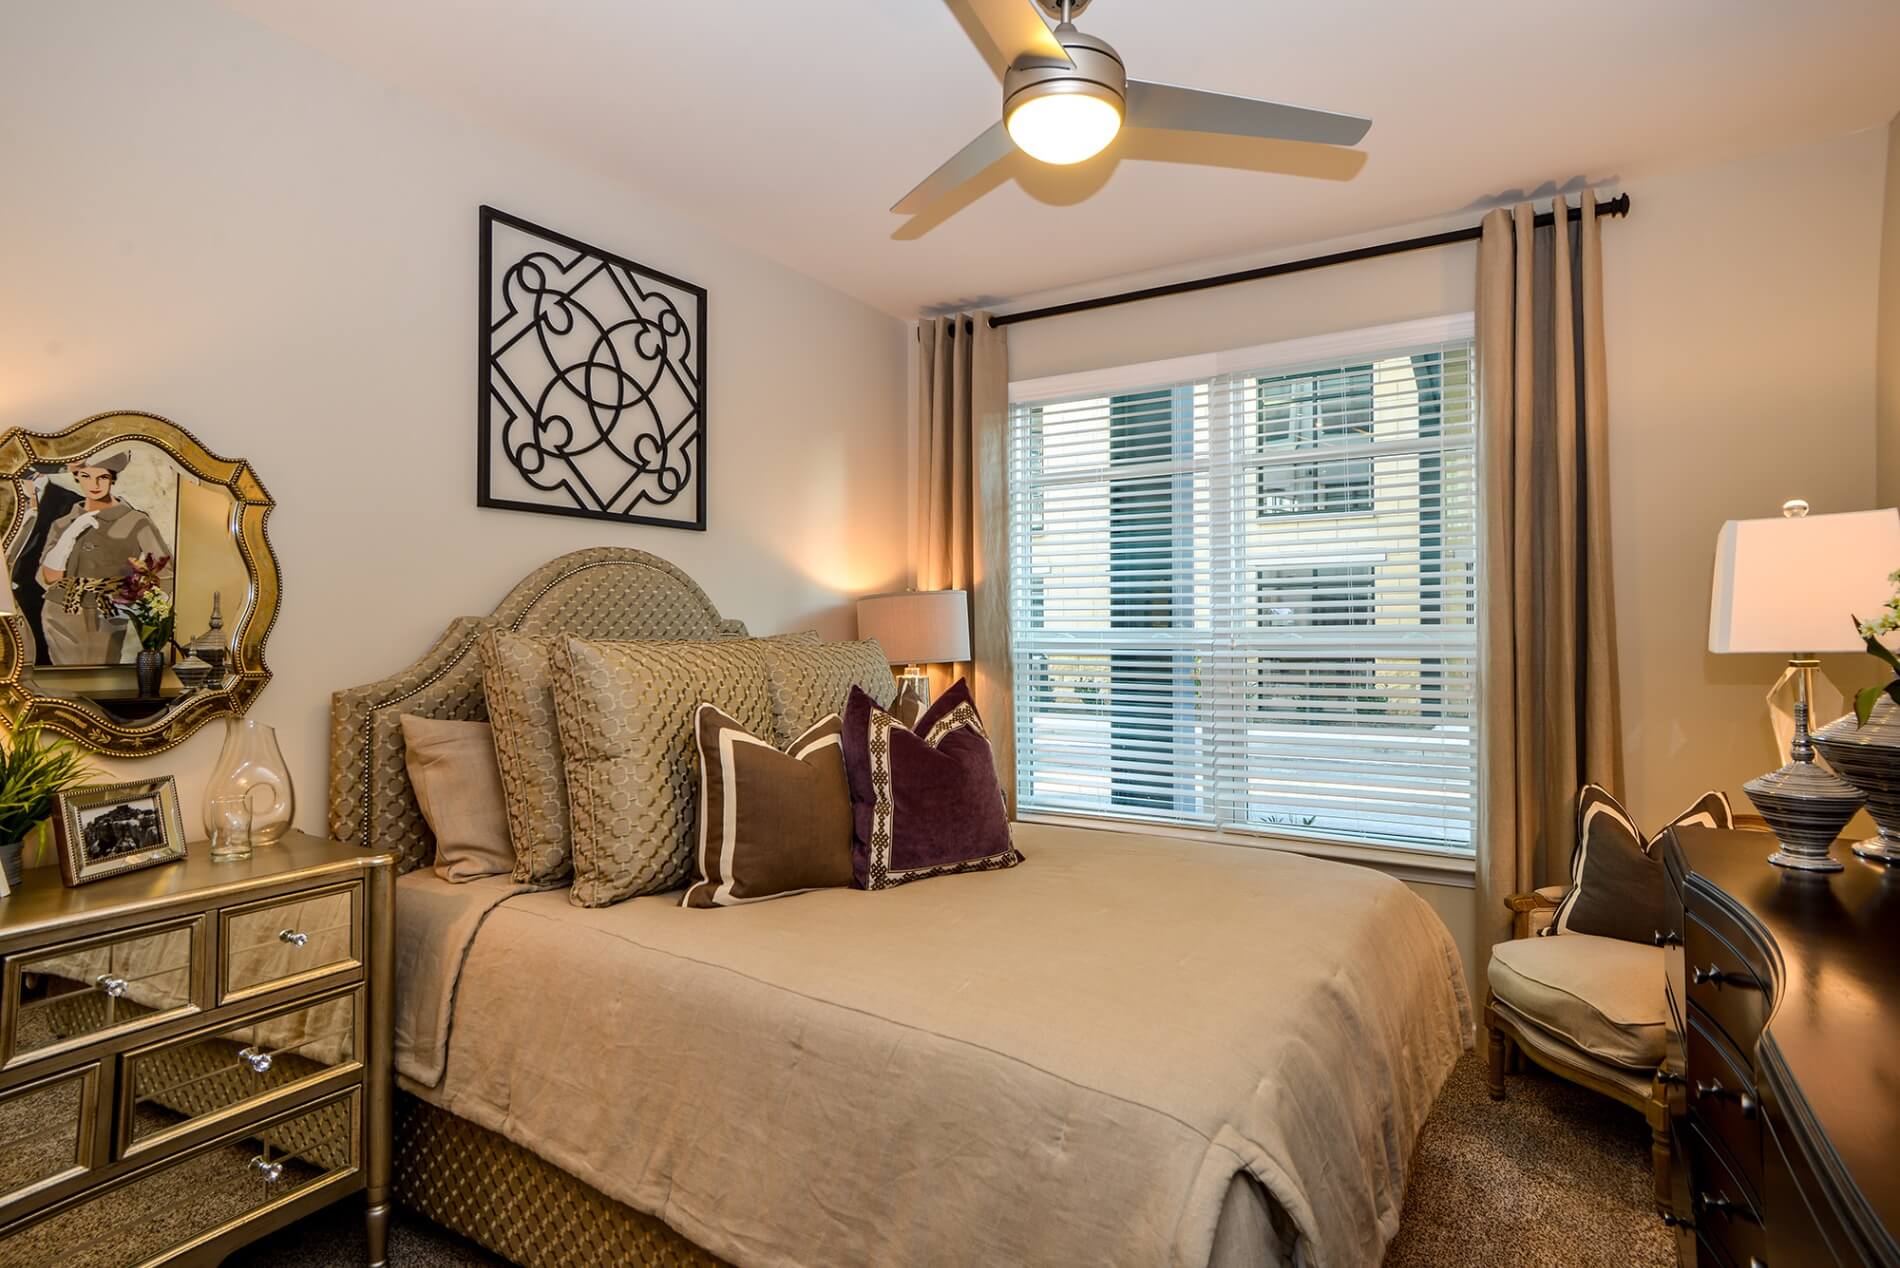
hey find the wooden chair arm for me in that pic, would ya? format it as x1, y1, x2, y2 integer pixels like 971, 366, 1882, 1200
1733, 812, 1771, 833
1504, 889, 1563, 940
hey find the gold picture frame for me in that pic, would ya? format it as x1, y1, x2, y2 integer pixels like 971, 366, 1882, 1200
0, 411, 280, 756
53, 776, 189, 886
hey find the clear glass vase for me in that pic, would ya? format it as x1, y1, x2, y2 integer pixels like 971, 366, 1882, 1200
203, 718, 294, 846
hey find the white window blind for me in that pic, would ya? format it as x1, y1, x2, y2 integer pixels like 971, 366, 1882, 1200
1007, 316, 1479, 857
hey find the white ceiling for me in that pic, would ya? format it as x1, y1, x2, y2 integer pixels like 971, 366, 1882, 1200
221, 0, 1900, 319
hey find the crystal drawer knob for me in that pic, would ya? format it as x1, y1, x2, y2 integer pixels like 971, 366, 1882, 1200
278, 929, 309, 948
250, 1156, 284, 1185
238, 1046, 273, 1075
95, 974, 128, 999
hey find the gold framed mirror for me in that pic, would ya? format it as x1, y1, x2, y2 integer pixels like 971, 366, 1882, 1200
0, 411, 280, 756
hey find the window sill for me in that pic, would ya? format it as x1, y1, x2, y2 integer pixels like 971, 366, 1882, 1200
1014, 809, 1478, 888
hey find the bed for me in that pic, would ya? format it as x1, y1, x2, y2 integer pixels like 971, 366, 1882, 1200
329, 548, 1471, 1268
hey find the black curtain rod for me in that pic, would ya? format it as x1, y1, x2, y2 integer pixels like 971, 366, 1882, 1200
967, 192, 1632, 330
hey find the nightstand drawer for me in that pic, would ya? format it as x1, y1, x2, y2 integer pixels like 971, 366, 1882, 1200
219, 882, 360, 1003
3, 917, 203, 1067
0, 1064, 97, 1215
119, 986, 361, 1157
0, 1090, 359, 1268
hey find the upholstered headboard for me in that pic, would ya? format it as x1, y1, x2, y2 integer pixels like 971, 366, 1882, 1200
329, 547, 747, 873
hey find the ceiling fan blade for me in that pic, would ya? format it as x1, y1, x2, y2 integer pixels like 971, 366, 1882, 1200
892, 121, 1017, 215
1126, 80, 1371, 148
948, 0, 1070, 79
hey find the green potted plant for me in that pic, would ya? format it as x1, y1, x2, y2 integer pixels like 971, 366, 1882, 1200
0, 724, 95, 888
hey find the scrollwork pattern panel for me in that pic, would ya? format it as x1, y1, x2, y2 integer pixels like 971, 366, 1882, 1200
478, 206, 707, 530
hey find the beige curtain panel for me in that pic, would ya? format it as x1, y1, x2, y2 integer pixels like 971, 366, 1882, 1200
1477, 198, 1625, 950
915, 312, 1015, 812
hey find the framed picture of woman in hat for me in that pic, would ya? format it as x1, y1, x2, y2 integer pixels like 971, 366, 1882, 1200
31, 446, 178, 667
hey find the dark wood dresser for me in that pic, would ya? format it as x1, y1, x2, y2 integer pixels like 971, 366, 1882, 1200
1662, 826, 1900, 1268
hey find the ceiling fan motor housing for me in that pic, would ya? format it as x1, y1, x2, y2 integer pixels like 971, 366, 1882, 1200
1003, 24, 1127, 126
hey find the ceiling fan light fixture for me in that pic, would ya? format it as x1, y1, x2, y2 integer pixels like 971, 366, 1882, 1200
891, 1, 1373, 221
1001, 22, 1126, 166
1006, 87, 1122, 164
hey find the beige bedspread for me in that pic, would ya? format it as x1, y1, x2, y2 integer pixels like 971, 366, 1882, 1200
399, 823, 1470, 1268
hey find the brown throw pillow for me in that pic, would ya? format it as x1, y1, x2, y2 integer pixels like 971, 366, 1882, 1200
758, 638, 899, 746
551, 636, 774, 907
682, 706, 854, 908
1544, 784, 1732, 942
399, 715, 515, 883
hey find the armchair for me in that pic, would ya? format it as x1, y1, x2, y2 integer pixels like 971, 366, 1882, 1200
1484, 814, 1770, 1218
1485, 908, 1673, 1213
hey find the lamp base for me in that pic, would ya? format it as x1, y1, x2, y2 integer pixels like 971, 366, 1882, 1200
892, 669, 930, 729
1744, 758, 1858, 874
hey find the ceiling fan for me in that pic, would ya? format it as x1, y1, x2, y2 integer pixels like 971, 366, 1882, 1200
893, 0, 1372, 215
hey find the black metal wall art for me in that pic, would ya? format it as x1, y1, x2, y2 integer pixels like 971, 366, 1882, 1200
478, 206, 707, 530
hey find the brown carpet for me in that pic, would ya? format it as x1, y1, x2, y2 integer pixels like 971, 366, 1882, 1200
227, 1053, 1673, 1267
1382, 1053, 1675, 1268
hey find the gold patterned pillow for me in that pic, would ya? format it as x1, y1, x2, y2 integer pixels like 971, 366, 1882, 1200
758, 639, 899, 747
551, 636, 774, 907
478, 630, 574, 884
479, 630, 821, 886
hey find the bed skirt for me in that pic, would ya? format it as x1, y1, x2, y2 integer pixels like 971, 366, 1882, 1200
393, 1093, 726, 1267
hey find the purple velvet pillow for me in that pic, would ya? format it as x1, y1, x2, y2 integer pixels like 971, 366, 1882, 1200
840, 679, 1021, 891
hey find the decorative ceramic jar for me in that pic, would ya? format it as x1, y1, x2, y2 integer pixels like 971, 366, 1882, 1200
202, 718, 295, 845
171, 653, 213, 692
1812, 699, 1900, 863
188, 591, 228, 675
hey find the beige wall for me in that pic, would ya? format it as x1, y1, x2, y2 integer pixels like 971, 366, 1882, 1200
0, 2, 910, 836
1606, 128, 1888, 828
1006, 126, 1892, 990
1879, 113, 1900, 508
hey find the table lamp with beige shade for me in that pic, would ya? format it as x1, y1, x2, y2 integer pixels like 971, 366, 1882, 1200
1709, 500, 1900, 870
856, 589, 971, 724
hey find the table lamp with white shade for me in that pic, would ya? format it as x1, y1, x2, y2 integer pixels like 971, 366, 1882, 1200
856, 589, 971, 723
1709, 500, 1900, 870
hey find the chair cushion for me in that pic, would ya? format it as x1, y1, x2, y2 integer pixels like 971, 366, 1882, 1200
1488, 933, 1666, 1070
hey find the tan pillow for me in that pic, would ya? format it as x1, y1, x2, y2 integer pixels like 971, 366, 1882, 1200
399, 715, 515, 883
478, 631, 574, 884
551, 636, 774, 907
758, 638, 899, 747
480, 630, 819, 887
682, 706, 854, 908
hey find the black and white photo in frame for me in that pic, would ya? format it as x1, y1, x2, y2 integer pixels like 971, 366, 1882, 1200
478, 206, 707, 530
53, 775, 188, 887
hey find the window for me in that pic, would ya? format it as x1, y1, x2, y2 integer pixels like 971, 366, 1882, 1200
1007, 316, 1478, 857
